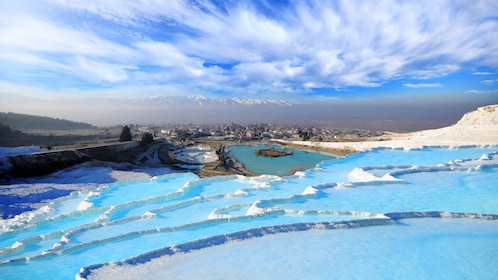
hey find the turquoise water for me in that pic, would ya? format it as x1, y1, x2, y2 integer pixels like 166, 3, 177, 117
0, 146, 497, 279
228, 144, 335, 176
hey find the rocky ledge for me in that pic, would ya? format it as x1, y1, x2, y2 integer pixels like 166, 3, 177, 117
254, 146, 293, 157
0, 141, 145, 181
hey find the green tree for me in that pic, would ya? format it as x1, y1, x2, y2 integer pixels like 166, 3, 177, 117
141, 132, 154, 145
119, 125, 132, 142
0, 124, 13, 136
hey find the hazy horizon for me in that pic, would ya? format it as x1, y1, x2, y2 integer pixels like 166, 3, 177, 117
1, 93, 494, 131
1, 1, 497, 130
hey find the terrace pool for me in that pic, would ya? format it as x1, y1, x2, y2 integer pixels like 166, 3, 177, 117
0, 146, 497, 279
228, 144, 335, 176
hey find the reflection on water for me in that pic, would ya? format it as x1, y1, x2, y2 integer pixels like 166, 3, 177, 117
0, 146, 497, 279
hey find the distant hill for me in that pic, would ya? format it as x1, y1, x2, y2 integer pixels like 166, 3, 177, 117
0, 112, 96, 130
454, 104, 498, 126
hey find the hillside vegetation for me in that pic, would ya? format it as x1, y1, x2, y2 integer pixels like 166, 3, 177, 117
0, 112, 117, 148
0, 112, 96, 130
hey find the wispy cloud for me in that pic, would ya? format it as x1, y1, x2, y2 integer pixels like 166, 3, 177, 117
481, 79, 498, 86
0, 17, 136, 58
75, 57, 135, 83
1, 0, 497, 98
473, 72, 494, 75
466, 89, 498, 94
403, 83, 442, 88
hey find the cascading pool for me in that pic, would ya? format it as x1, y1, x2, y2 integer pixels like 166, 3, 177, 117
0, 146, 497, 279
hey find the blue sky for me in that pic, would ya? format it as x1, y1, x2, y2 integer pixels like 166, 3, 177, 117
0, 0, 497, 126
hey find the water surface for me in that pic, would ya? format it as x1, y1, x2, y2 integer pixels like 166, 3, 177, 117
0, 146, 497, 279
228, 144, 335, 176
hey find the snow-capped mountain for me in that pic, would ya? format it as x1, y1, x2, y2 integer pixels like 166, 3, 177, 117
144, 95, 294, 106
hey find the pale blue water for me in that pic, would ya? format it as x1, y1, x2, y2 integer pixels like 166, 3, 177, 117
0, 146, 497, 279
148, 219, 498, 280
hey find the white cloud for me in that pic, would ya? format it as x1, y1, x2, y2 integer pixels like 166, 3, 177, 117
136, 41, 193, 67
481, 79, 498, 86
75, 57, 133, 83
466, 89, 498, 94
0, 52, 70, 72
473, 72, 494, 75
403, 83, 442, 88
2, 0, 498, 96
0, 17, 136, 59
50, 0, 190, 25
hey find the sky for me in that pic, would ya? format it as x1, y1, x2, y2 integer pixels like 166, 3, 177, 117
1, 0, 497, 128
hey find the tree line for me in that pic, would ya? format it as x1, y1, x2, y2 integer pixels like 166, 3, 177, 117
0, 112, 96, 130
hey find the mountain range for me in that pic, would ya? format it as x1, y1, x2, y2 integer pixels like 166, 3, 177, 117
1, 92, 495, 131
